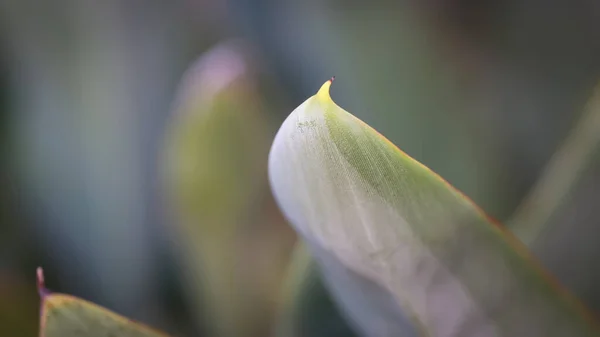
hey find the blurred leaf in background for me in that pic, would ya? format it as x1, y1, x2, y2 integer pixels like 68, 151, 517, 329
520, 84, 600, 312
162, 40, 295, 337
275, 242, 359, 337
38, 268, 173, 337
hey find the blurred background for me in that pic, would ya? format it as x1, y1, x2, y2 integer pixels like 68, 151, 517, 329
1, 1, 600, 336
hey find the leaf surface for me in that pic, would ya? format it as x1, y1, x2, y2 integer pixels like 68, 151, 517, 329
268, 79, 599, 337
38, 268, 171, 337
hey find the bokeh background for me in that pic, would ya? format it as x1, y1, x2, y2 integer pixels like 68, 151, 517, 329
1, 1, 600, 336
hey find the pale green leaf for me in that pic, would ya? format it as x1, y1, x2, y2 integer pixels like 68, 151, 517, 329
268, 79, 599, 337
162, 41, 294, 337
38, 269, 171, 337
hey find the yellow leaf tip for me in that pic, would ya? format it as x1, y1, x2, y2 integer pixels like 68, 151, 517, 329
316, 77, 334, 102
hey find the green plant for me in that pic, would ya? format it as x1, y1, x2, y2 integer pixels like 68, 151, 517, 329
268, 79, 600, 336
36, 75, 600, 336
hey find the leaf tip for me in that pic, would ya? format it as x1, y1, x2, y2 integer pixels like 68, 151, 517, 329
316, 77, 334, 102
36, 267, 50, 298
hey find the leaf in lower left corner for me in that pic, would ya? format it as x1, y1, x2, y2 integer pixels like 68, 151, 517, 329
40, 293, 172, 337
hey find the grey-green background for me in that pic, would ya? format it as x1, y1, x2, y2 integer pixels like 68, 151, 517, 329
1, 1, 600, 336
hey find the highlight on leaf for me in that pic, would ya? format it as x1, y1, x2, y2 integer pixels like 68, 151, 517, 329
37, 268, 172, 337
268, 79, 600, 336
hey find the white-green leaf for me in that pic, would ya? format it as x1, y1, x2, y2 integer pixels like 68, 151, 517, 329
268, 79, 599, 337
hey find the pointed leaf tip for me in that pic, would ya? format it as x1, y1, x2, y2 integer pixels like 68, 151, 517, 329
36, 267, 49, 298
316, 78, 334, 102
